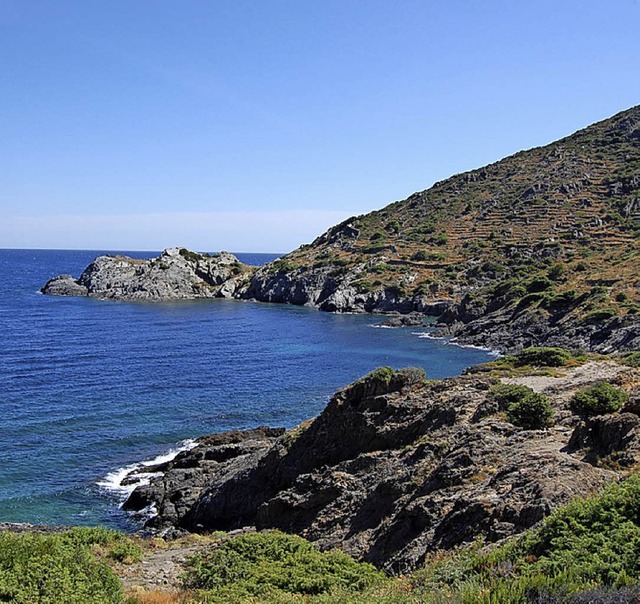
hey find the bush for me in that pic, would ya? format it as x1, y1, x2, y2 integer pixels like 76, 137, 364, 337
182, 531, 384, 601
620, 351, 640, 368
491, 383, 536, 408
491, 384, 555, 429
583, 308, 618, 324
514, 347, 573, 367
570, 381, 628, 416
508, 392, 555, 430
0, 530, 123, 604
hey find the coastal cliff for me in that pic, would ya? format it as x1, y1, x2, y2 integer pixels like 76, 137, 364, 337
123, 355, 640, 573
42, 106, 640, 353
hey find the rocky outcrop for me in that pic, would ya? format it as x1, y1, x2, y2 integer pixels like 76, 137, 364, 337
123, 361, 640, 573
41, 248, 253, 301
122, 428, 284, 530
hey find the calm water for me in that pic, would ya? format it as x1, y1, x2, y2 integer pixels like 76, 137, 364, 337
0, 249, 492, 529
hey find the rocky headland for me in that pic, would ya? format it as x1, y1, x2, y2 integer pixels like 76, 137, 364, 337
42, 247, 253, 301
42, 106, 640, 353
122, 357, 640, 573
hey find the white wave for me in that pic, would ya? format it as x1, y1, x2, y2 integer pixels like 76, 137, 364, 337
97, 439, 198, 502
414, 332, 501, 356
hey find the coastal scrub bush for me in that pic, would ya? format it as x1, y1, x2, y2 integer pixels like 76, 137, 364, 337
491, 383, 536, 409
182, 531, 385, 601
514, 347, 573, 367
368, 366, 395, 386
507, 391, 555, 430
491, 383, 555, 429
0, 530, 123, 603
570, 381, 628, 416
620, 351, 640, 368
582, 308, 618, 324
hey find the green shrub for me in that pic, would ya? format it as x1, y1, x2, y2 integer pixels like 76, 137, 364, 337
182, 531, 384, 600
0, 530, 123, 604
491, 383, 555, 429
411, 250, 428, 261
490, 383, 536, 409
410, 473, 640, 601
548, 263, 568, 281
514, 347, 572, 367
507, 391, 555, 429
108, 541, 143, 564
368, 366, 395, 386
620, 351, 640, 368
526, 276, 554, 293
570, 381, 628, 416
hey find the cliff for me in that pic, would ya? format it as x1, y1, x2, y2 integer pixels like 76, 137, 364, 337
123, 355, 640, 573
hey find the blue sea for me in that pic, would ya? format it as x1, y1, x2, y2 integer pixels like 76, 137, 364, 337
0, 249, 493, 529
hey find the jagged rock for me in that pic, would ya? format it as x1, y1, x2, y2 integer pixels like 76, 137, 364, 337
125, 362, 640, 573
377, 312, 426, 327
122, 427, 285, 527
41, 274, 88, 296
41, 248, 253, 302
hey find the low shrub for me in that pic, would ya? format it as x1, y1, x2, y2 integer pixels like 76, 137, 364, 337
514, 347, 573, 367
491, 383, 555, 429
570, 381, 628, 416
491, 383, 536, 408
0, 530, 123, 604
620, 351, 640, 368
583, 308, 618, 324
182, 531, 385, 601
507, 392, 555, 430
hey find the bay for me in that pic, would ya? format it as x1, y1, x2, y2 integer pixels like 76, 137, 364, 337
0, 249, 493, 529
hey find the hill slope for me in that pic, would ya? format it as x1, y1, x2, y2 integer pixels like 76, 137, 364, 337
246, 105, 640, 352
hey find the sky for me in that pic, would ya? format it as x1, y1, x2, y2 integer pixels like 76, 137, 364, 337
1, 1, 639, 253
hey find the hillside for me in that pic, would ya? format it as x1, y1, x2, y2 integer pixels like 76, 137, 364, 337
245, 105, 640, 352
41, 106, 640, 353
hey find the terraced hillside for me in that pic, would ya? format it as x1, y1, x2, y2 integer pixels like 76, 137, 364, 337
246, 105, 640, 352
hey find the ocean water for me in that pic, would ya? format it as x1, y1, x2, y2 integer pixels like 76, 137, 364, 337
0, 249, 494, 529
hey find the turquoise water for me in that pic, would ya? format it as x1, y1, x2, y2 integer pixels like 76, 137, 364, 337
0, 249, 493, 529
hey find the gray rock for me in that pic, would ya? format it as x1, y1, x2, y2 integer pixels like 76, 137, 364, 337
42, 248, 252, 302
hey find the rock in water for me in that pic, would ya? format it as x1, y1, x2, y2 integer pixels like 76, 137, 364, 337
41, 248, 253, 302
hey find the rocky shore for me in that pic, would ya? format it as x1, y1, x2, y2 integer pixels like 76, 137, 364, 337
121, 359, 640, 573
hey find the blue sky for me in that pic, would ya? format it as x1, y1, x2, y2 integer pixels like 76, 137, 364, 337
1, 1, 639, 253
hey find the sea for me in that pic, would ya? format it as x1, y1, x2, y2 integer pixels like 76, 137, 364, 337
0, 249, 494, 530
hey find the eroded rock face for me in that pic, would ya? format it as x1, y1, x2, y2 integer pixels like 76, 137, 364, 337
124, 362, 640, 573
122, 428, 285, 528
41, 248, 252, 301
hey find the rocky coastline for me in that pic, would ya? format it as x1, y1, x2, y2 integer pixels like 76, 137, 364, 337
119, 358, 640, 573
42, 245, 640, 355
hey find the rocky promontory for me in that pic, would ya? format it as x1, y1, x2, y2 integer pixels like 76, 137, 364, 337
41, 247, 253, 301
123, 357, 640, 573
41, 106, 640, 353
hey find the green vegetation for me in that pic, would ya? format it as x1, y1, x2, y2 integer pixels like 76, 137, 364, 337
507, 391, 555, 429
513, 347, 573, 367
491, 383, 554, 429
0, 527, 127, 604
620, 351, 640, 368
570, 381, 628, 416
368, 366, 395, 386
182, 531, 385, 602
